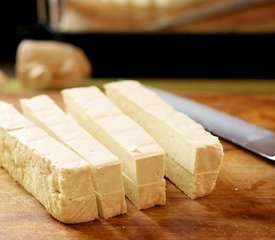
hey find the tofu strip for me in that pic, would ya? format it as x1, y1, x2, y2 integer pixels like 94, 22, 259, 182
0, 101, 98, 223
61, 87, 166, 209
104, 80, 224, 199
20, 95, 127, 219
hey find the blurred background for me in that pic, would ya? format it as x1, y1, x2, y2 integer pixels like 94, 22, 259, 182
0, 0, 275, 79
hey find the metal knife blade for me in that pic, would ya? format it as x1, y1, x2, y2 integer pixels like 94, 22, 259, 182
149, 86, 275, 161
150, 0, 274, 31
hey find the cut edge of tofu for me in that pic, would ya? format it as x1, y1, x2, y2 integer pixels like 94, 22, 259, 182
0, 101, 98, 223
123, 173, 166, 210
165, 155, 220, 199
95, 190, 127, 219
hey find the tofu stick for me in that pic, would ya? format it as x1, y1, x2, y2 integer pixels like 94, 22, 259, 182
104, 80, 224, 199
61, 87, 166, 209
0, 101, 98, 223
20, 95, 127, 219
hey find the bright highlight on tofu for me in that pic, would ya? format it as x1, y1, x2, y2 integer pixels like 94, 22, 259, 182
104, 80, 224, 199
61, 86, 166, 209
20, 95, 127, 219
0, 101, 98, 223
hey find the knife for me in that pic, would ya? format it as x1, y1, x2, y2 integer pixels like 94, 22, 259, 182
148, 87, 275, 161
150, 0, 274, 31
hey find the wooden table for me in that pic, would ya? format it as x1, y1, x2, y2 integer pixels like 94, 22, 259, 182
0, 80, 275, 239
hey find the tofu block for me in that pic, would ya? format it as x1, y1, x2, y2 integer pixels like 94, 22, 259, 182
104, 80, 224, 198
95, 191, 127, 219
123, 174, 166, 209
165, 156, 219, 199
0, 101, 98, 223
20, 95, 126, 219
61, 86, 166, 209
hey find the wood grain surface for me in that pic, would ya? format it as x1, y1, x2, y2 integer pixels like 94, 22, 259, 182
0, 90, 275, 240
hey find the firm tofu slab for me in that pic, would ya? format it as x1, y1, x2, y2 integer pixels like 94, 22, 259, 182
104, 80, 223, 174
165, 156, 219, 199
123, 174, 166, 209
20, 95, 126, 219
61, 87, 166, 209
0, 101, 98, 223
104, 80, 223, 198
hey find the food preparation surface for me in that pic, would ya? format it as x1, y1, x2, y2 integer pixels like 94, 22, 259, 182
0, 90, 275, 239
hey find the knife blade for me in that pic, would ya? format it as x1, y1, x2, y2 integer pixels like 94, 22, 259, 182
150, 0, 274, 31
148, 86, 275, 161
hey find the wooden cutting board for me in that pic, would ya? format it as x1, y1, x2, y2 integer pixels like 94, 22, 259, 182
0, 90, 275, 239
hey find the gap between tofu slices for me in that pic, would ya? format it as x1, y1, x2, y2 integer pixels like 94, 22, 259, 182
61, 86, 166, 210
20, 95, 127, 219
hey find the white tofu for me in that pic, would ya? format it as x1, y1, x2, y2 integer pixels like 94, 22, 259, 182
0, 101, 98, 223
123, 174, 166, 209
20, 95, 126, 219
165, 156, 219, 199
61, 87, 166, 209
104, 80, 224, 198
95, 191, 127, 219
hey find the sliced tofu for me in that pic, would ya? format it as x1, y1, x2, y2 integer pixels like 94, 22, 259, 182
123, 174, 166, 209
61, 86, 166, 209
0, 101, 98, 223
104, 80, 224, 199
165, 156, 219, 199
20, 95, 126, 219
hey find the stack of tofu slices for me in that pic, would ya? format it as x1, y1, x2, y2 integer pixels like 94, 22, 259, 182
0, 80, 223, 224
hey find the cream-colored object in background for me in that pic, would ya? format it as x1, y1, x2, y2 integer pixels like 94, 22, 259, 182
0, 69, 7, 88
0, 101, 98, 223
104, 80, 224, 199
58, 0, 194, 32
62, 86, 166, 209
16, 40, 92, 89
20, 95, 127, 219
